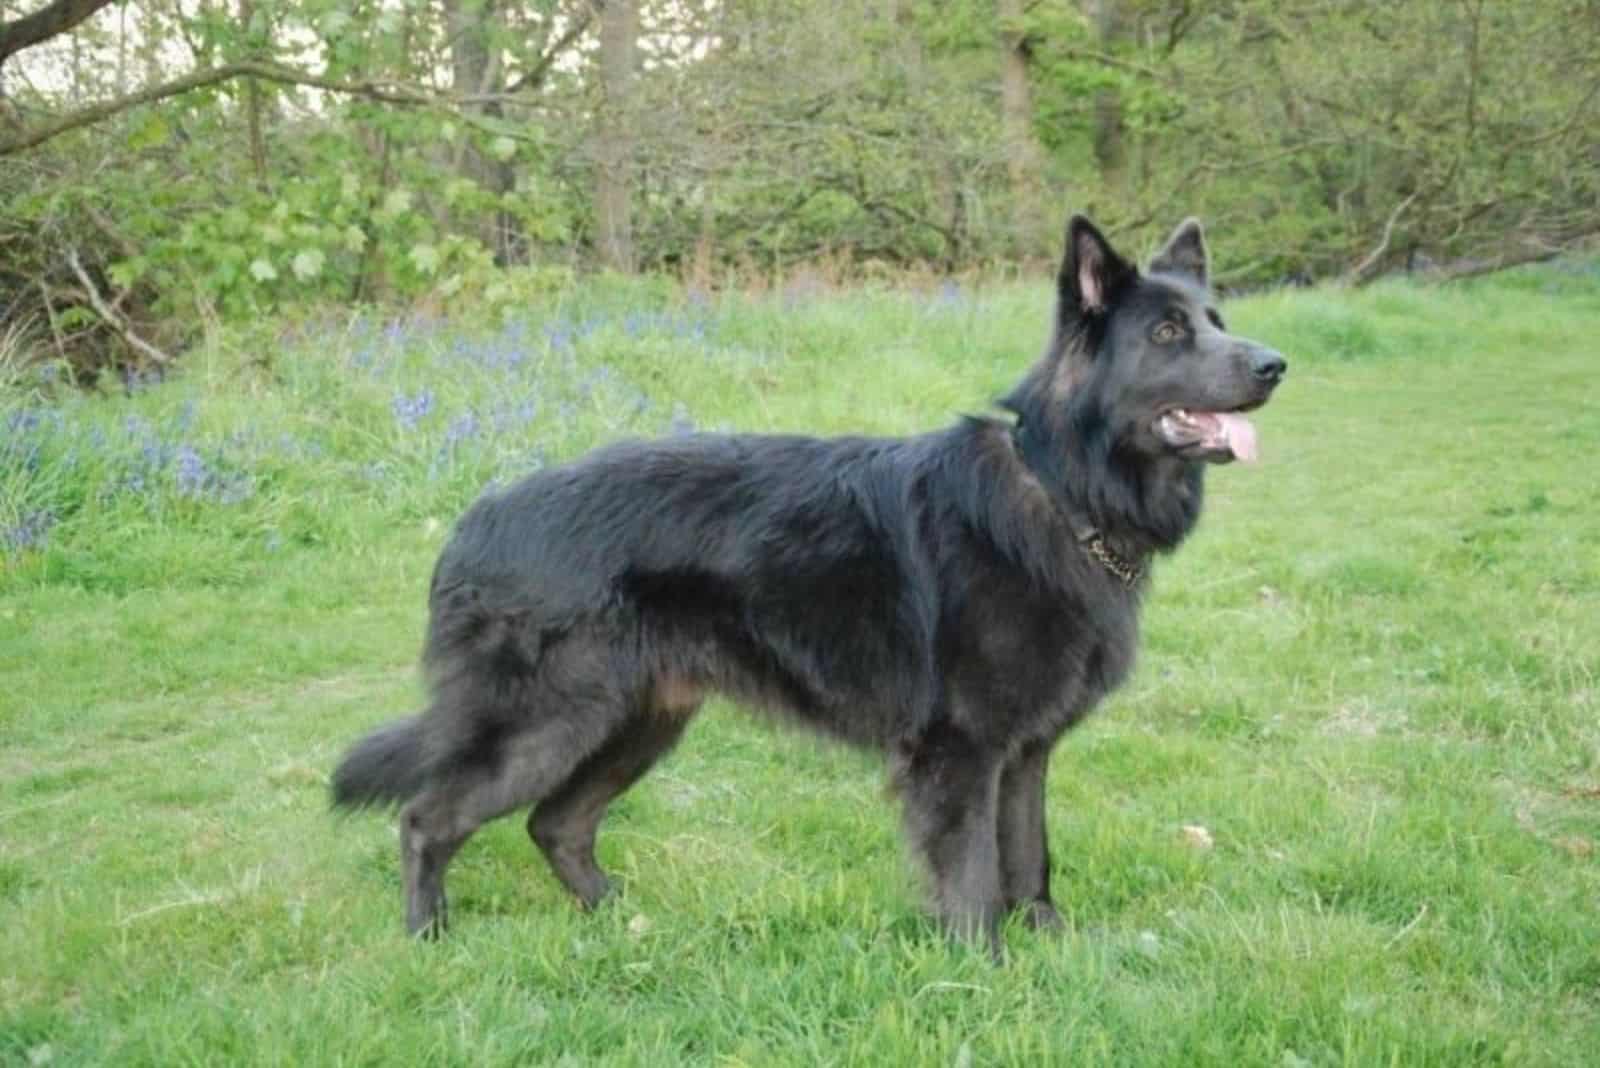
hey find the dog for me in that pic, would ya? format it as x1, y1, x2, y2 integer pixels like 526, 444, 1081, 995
331, 215, 1286, 957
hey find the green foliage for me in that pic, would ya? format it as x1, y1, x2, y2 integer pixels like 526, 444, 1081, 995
1, 0, 1596, 372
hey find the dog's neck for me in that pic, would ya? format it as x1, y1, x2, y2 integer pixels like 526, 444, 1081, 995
1007, 403, 1206, 565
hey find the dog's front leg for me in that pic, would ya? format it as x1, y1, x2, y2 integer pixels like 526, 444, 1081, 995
997, 738, 1064, 932
896, 725, 1006, 960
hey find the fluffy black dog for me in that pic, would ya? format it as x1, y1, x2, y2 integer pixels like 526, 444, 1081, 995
333, 215, 1286, 957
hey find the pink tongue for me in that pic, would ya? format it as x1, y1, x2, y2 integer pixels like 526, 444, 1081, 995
1216, 412, 1258, 463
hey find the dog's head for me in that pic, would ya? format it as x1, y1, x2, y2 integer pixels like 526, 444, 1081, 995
1047, 215, 1286, 464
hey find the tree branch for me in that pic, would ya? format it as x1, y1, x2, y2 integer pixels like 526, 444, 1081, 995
1345, 190, 1419, 285
1162, 0, 1197, 56
504, 7, 595, 96
65, 248, 173, 365
1059, 47, 1165, 83
0, 58, 543, 156
1421, 237, 1594, 283
0, 0, 115, 68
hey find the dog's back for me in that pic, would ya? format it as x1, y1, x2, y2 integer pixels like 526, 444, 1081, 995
424, 430, 950, 749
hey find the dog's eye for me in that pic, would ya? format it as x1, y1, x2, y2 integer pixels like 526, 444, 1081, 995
1153, 322, 1182, 344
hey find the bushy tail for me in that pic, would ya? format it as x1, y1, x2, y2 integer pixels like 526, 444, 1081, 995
330, 716, 429, 809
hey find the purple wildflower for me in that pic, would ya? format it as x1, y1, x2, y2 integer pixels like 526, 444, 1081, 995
174, 445, 210, 498
217, 472, 254, 504
544, 321, 575, 354
7, 409, 42, 435
2, 509, 56, 554
445, 412, 480, 445
120, 366, 166, 395
492, 399, 538, 432
392, 390, 435, 431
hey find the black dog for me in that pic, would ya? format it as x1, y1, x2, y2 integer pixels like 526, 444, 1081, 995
332, 215, 1285, 957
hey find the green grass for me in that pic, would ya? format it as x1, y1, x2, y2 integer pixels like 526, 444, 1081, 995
3, 263, 1599, 1065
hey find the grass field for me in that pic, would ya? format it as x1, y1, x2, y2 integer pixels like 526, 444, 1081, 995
3, 261, 1599, 1066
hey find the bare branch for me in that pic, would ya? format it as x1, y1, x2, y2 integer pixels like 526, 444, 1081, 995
65, 248, 173, 365
1059, 47, 1165, 83
1420, 240, 1592, 284
0, 0, 115, 68
1345, 190, 1419, 285
74, 201, 139, 266
0, 59, 552, 157
504, 6, 596, 96
1162, 0, 1197, 56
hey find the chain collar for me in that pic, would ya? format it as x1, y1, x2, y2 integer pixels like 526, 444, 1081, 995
1079, 528, 1146, 588
1007, 417, 1147, 589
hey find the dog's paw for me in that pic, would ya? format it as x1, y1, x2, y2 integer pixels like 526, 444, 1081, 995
1020, 899, 1065, 933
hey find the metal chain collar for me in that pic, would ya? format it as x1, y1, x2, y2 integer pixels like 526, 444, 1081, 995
1080, 530, 1146, 588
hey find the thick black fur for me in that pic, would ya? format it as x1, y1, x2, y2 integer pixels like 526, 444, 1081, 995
331, 214, 1286, 956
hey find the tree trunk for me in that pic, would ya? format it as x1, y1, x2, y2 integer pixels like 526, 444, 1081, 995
1085, 0, 1126, 186
594, 0, 638, 273
997, 0, 1043, 246
239, 0, 269, 190
445, 0, 525, 263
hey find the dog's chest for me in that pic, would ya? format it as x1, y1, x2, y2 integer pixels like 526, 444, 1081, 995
1053, 597, 1137, 717
949, 571, 1138, 733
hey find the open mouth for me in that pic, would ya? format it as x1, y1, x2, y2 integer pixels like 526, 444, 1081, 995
1156, 407, 1259, 463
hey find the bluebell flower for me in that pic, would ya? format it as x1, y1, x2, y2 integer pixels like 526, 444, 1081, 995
392, 390, 435, 431
174, 444, 210, 498
2, 509, 56, 553
544, 321, 575, 354
445, 412, 480, 445
8, 408, 42, 435
120, 366, 165, 394
218, 473, 254, 504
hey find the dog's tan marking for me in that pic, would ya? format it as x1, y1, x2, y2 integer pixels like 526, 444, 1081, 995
650, 675, 704, 719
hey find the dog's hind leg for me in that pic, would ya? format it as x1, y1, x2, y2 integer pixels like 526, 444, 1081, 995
895, 723, 1006, 960
399, 714, 620, 937
528, 709, 693, 908
997, 739, 1063, 932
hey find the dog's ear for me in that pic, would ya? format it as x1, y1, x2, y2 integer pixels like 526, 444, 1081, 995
1059, 215, 1135, 318
1149, 217, 1209, 287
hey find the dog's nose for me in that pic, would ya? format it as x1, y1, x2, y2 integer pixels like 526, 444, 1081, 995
1249, 348, 1287, 384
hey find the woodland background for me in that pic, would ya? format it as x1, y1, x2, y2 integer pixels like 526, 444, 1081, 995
2, 0, 1598, 378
